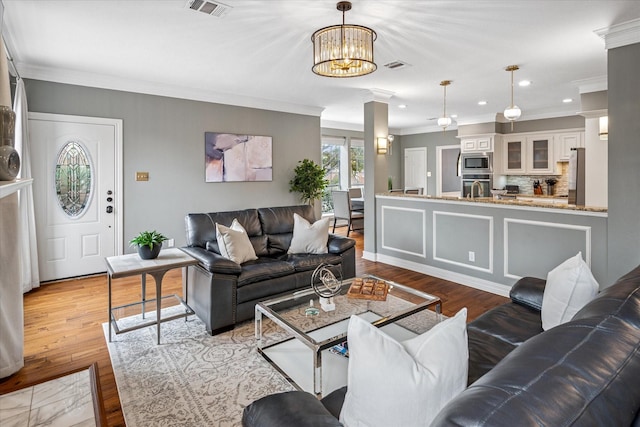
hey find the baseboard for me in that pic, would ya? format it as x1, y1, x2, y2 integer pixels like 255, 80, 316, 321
362, 251, 377, 262
374, 253, 511, 298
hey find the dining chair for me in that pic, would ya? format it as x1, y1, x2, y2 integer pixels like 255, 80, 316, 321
348, 187, 364, 212
331, 190, 364, 237
348, 187, 362, 199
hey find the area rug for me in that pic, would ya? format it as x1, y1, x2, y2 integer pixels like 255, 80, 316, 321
103, 304, 443, 427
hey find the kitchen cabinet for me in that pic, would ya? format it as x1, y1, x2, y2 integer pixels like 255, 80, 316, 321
502, 137, 526, 174
501, 133, 556, 175
461, 136, 493, 153
526, 134, 554, 174
555, 132, 584, 161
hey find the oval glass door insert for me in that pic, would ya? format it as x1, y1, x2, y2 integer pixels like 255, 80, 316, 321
55, 141, 93, 218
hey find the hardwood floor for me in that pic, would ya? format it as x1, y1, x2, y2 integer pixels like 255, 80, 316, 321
0, 229, 508, 426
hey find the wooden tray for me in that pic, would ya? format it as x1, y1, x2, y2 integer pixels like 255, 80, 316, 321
347, 277, 389, 301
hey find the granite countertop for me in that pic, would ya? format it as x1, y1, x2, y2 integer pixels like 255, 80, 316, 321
379, 192, 608, 213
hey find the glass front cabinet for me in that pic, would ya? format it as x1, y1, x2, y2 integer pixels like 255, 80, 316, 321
503, 137, 526, 174
526, 135, 554, 174
501, 134, 555, 175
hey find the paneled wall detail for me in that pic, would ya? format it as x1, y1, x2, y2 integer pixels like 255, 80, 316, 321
381, 206, 426, 257
504, 218, 591, 280
433, 211, 494, 274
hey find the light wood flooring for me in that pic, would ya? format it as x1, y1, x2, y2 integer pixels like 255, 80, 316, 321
0, 228, 509, 426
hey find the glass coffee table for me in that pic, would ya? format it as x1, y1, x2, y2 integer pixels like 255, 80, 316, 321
255, 275, 442, 397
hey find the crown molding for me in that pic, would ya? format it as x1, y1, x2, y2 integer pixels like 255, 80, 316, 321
573, 76, 608, 94
578, 108, 607, 119
18, 63, 325, 117
363, 88, 395, 104
595, 18, 640, 50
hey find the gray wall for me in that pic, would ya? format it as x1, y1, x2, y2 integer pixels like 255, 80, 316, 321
399, 129, 459, 195
607, 42, 640, 282
498, 115, 584, 134
25, 79, 321, 252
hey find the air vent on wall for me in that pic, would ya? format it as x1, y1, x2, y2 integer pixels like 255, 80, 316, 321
186, 0, 232, 17
384, 61, 410, 70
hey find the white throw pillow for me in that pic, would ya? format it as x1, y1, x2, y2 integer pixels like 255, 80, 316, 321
541, 252, 599, 331
287, 213, 329, 254
339, 308, 469, 427
215, 218, 258, 264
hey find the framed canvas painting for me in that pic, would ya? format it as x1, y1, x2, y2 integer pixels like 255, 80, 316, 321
205, 133, 273, 182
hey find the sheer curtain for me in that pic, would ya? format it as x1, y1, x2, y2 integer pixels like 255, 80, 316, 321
14, 77, 40, 292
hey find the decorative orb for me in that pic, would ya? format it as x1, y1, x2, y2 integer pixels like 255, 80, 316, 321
311, 264, 343, 298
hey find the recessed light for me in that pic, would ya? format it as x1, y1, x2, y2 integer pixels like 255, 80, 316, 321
478, 100, 487, 106
519, 80, 531, 87
451, 114, 458, 119
398, 104, 407, 109
563, 98, 573, 103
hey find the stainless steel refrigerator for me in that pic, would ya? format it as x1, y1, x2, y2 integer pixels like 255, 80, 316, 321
568, 147, 585, 206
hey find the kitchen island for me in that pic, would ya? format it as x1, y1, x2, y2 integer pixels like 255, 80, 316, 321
373, 193, 607, 296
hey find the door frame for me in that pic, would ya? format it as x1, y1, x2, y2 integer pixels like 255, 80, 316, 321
28, 112, 125, 257
436, 144, 461, 197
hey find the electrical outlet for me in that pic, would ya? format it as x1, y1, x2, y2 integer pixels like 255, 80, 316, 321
468, 251, 475, 262
427, 171, 432, 177
166, 238, 175, 248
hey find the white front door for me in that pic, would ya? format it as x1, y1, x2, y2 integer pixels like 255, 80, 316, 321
29, 113, 123, 282
404, 147, 427, 193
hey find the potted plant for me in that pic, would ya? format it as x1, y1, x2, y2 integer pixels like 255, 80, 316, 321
129, 230, 168, 260
289, 159, 328, 205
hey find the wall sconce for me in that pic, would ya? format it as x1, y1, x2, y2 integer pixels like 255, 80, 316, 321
377, 135, 394, 155
599, 116, 608, 141
377, 137, 388, 154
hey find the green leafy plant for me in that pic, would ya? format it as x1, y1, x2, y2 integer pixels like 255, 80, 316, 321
289, 159, 329, 205
129, 230, 168, 249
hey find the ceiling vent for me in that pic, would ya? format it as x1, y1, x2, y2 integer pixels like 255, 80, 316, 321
384, 61, 410, 70
186, 0, 232, 17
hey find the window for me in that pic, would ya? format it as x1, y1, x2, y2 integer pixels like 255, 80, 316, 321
350, 138, 365, 186
55, 140, 93, 218
322, 136, 345, 214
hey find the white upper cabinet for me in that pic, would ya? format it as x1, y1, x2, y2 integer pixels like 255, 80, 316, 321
461, 136, 494, 153
555, 132, 585, 162
502, 136, 526, 174
526, 134, 554, 174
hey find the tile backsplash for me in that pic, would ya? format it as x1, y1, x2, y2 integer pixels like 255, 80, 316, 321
504, 163, 568, 196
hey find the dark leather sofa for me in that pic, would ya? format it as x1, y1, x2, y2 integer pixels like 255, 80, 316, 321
242, 264, 640, 426
182, 205, 356, 335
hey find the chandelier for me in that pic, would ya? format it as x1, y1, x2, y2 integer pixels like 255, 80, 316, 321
437, 80, 452, 130
504, 65, 522, 129
311, 1, 377, 78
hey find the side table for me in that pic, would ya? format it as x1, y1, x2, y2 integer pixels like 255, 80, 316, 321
105, 248, 198, 344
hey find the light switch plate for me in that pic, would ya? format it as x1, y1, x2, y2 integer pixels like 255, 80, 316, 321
136, 172, 149, 181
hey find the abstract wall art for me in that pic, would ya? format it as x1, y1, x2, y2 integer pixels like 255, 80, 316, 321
205, 132, 273, 182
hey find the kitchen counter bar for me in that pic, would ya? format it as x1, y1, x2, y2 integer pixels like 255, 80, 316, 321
374, 193, 607, 295
378, 193, 607, 214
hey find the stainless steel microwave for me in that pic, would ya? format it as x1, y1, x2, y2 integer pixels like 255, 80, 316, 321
461, 153, 493, 174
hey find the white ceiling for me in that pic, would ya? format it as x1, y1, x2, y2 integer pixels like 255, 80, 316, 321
3, 0, 640, 134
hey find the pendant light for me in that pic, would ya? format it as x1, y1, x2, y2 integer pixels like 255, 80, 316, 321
311, 1, 377, 78
504, 65, 521, 130
437, 80, 452, 131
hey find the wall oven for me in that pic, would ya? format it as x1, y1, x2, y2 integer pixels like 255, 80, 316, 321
462, 174, 492, 198
461, 153, 493, 175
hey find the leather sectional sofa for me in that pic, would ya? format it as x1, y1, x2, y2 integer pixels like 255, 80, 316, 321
182, 205, 356, 335
242, 264, 640, 426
